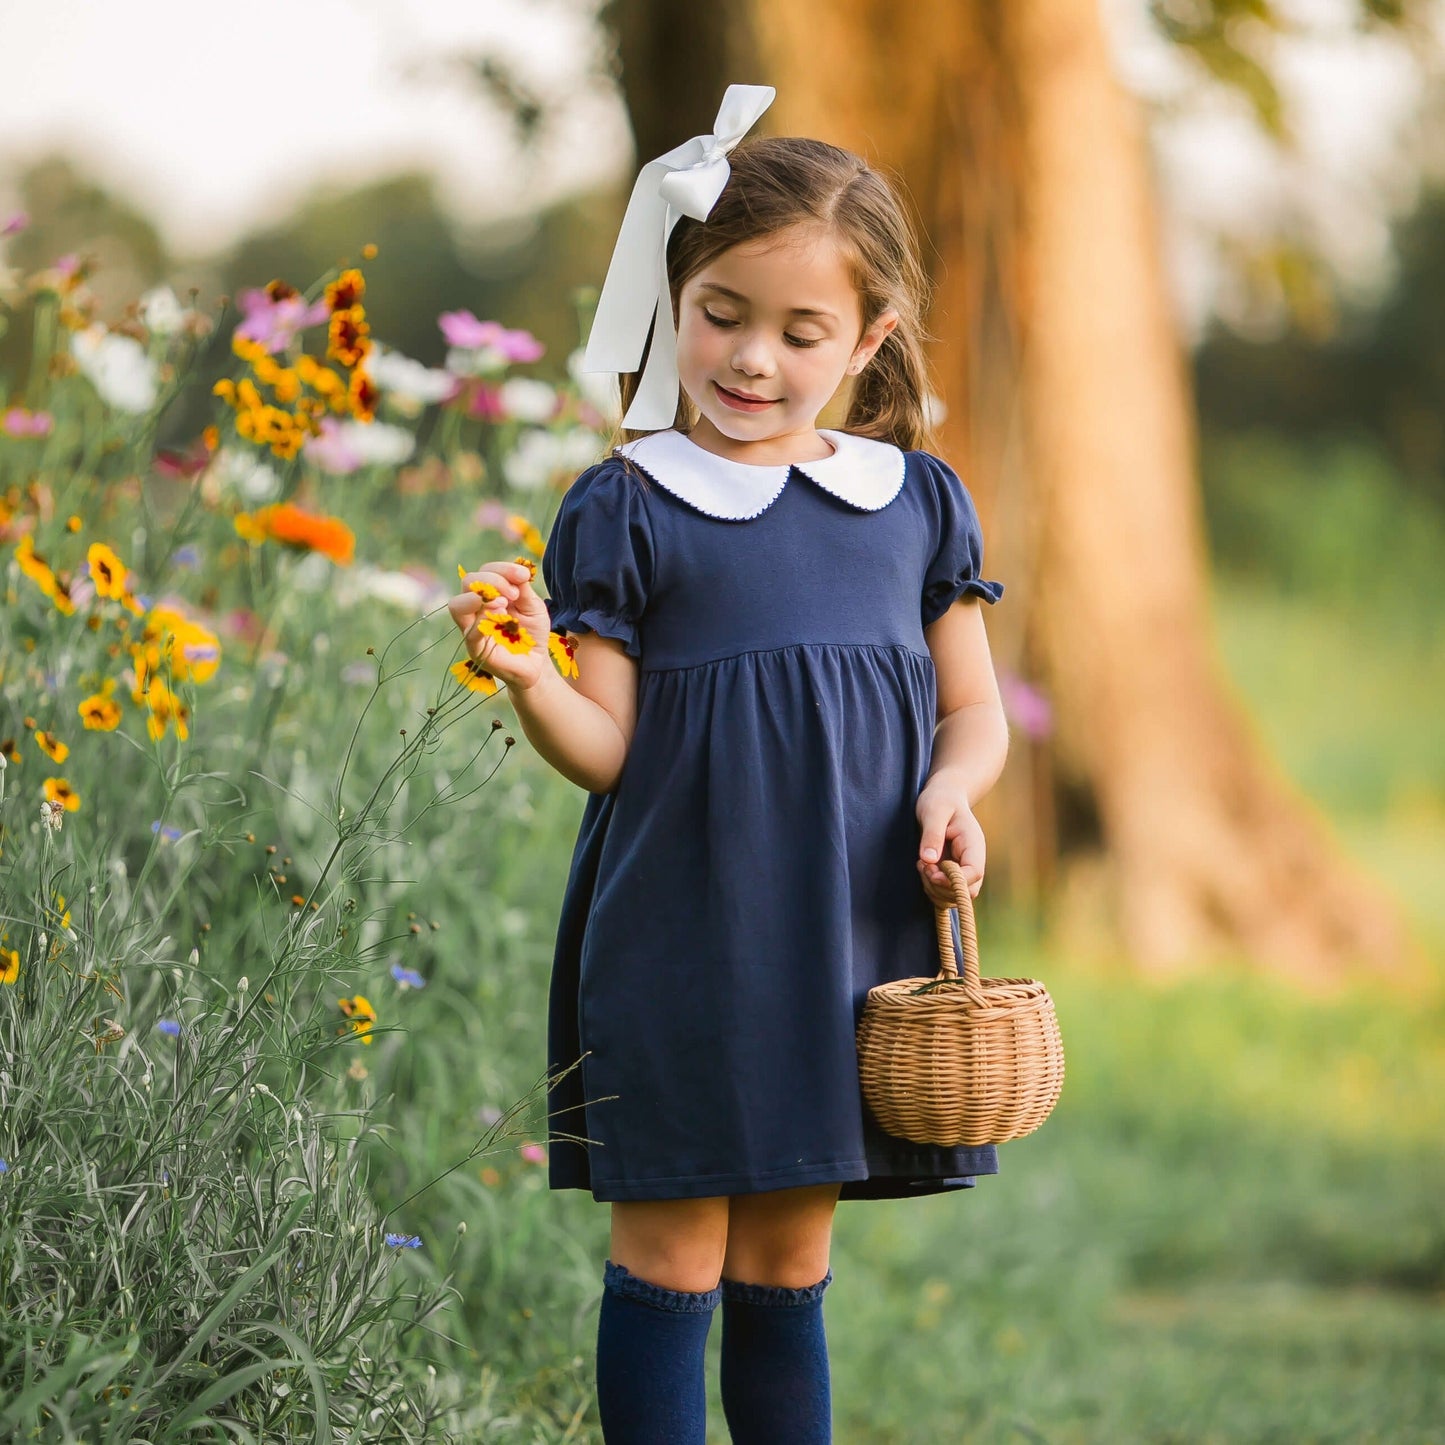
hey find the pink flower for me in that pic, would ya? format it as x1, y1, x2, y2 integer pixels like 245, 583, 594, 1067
465, 381, 507, 422
235, 287, 331, 353
999, 671, 1053, 740
1, 407, 53, 438
473, 500, 510, 530
438, 311, 545, 363
519, 1143, 547, 1165
1, 212, 28, 238
303, 416, 365, 475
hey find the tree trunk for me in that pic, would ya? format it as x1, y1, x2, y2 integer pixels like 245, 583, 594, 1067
606, 0, 1428, 990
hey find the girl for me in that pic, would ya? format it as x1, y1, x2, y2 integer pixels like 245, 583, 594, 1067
449, 85, 1008, 1444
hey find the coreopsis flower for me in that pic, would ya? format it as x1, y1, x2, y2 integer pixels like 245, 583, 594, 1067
338, 994, 376, 1045
450, 659, 499, 696
474, 613, 536, 654
503, 514, 545, 554
233, 502, 355, 566
1, 950, 18, 986
327, 306, 370, 369
140, 677, 190, 742
14, 534, 75, 613
78, 683, 122, 731
511, 556, 537, 580
70, 324, 159, 413
87, 542, 129, 600
456, 565, 500, 601
140, 606, 221, 687
325, 268, 364, 312
43, 778, 80, 812
549, 631, 579, 679
2, 738, 21, 765
34, 730, 68, 764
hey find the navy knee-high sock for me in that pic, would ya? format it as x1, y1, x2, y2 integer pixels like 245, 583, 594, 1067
595, 1259, 721, 1444
719, 1268, 833, 1444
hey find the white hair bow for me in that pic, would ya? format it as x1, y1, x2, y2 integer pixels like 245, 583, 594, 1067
580, 84, 776, 431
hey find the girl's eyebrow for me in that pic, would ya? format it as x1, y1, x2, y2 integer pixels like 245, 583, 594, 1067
696, 281, 836, 321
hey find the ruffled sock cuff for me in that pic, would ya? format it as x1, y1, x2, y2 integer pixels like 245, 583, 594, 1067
720, 1267, 833, 1307
603, 1259, 722, 1313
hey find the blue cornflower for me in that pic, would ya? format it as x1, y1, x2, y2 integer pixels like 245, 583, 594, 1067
390, 963, 426, 990
384, 1233, 422, 1249
0, 1159, 8, 1174
157, 1019, 182, 1037
170, 545, 202, 569
151, 821, 183, 842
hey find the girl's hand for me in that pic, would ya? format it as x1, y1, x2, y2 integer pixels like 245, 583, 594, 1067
447, 559, 553, 692
915, 777, 985, 906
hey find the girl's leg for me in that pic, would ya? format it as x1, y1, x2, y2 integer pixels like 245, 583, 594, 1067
718, 1183, 842, 1445
597, 1195, 729, 1444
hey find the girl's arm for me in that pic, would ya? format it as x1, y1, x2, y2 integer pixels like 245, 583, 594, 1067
924, 598, 1009, 804
509, 632, 639, 795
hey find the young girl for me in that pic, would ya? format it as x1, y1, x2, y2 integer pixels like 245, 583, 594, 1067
449, 85, 1008, 1444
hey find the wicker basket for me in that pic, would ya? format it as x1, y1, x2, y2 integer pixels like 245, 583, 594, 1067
856, 859, 1065, 1147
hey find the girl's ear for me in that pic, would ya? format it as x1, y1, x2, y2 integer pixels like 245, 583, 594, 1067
851, 308, 900, 374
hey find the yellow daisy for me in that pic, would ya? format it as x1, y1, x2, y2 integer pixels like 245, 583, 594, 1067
43, 778, 81, 812
548, 631, 579, 679
338, 993, 376, 1045
451, 659, 499, 696
1, 949, 18, 986
35, 730, 69, 764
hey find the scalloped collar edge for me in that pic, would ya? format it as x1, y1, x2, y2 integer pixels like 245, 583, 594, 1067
613, 428, 906, 521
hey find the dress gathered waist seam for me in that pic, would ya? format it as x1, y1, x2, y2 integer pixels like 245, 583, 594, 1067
640, 639, 935, 675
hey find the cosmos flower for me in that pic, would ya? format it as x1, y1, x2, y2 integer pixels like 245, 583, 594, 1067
234, 281, 330, 353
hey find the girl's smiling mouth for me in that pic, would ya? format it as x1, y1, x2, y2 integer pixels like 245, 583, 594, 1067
714, 381, 779, 411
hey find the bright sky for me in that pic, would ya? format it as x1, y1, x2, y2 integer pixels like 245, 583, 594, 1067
0, 0, 1438, 339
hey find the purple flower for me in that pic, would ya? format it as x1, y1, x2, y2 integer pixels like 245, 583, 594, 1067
0, 1158, 9, 1174
235, 287, 331, 353
384, 1233, 422, 1249
1, 212, 28, 237
170, 545, 202, 569
157, 1019, 182, 1037
438, 311, 544, 362
390, 963, 426, 990
151, 822, 184, 843
999, 671, 1054, 740
473, 500, 510, 531
2, 408, 54, 438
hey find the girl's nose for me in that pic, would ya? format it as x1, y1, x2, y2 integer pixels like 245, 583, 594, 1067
730, 334, 776, 378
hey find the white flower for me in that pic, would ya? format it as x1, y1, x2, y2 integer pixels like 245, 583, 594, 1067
338, 565, 447, 615
216, 447, 281, 502
364, 345, 456, 407
567, 346, 621, 420
341, 420, 415, 466
502, 428, 564, 490
140, 285, 190, 336
445, 344, 508, 378
499, 378, 558, 424
70, 324, 159, 413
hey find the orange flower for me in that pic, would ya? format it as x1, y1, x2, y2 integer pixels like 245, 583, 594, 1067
327, 306, 370, 369
35, 730, 69, 764
87, 542, 129, 600
234, 503, 355, 566
325, 268, 365, 312
78, 690, 122, 730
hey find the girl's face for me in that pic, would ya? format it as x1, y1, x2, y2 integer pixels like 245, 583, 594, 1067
674, 225, 898, 461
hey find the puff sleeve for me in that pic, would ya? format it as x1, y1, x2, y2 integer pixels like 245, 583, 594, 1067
919, 452, 1005, 627
541, 460, 655, 660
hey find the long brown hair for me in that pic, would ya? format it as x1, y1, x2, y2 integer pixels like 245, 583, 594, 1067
605, 135, 938, 460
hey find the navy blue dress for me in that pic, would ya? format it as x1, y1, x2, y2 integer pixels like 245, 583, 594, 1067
540, 427, 1005, 1203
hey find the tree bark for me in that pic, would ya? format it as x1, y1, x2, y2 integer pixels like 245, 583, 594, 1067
606, 0, 1429, 990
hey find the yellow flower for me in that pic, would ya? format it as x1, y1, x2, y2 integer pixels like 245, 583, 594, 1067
506, 515, 544, 555
43, 777, 81, 812
327, 306, 370, 369
325, 269, 365, 312
35, 730, 69, 764
79, 687, 122, 731
1, 949, 18, 986
1, 738, 21, 766
451, 659, 499, 696
66, 515, 83, 533
87, 542, 129, 600
457, 566, 501, 601
475, 612, 535, 655
144, 606, 221, 686
142, 678, 190, 742
511, 556, 537, 580
338, 993, 376, 1045
548, 631, 579, 679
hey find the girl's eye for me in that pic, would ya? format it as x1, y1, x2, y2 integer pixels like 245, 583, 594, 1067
785, 334, 820, 349
702, 310, 820, 349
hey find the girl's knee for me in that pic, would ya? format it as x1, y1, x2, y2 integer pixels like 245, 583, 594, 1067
609, 1196, 729, 1293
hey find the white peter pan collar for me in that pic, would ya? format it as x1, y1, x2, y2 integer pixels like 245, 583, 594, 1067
614, 428, 906, 521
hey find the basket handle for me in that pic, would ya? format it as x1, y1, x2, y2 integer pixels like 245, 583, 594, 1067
931, 859, 987, 1003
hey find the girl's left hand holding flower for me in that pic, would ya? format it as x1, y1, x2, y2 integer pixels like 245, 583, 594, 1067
915, 776, 985, 905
